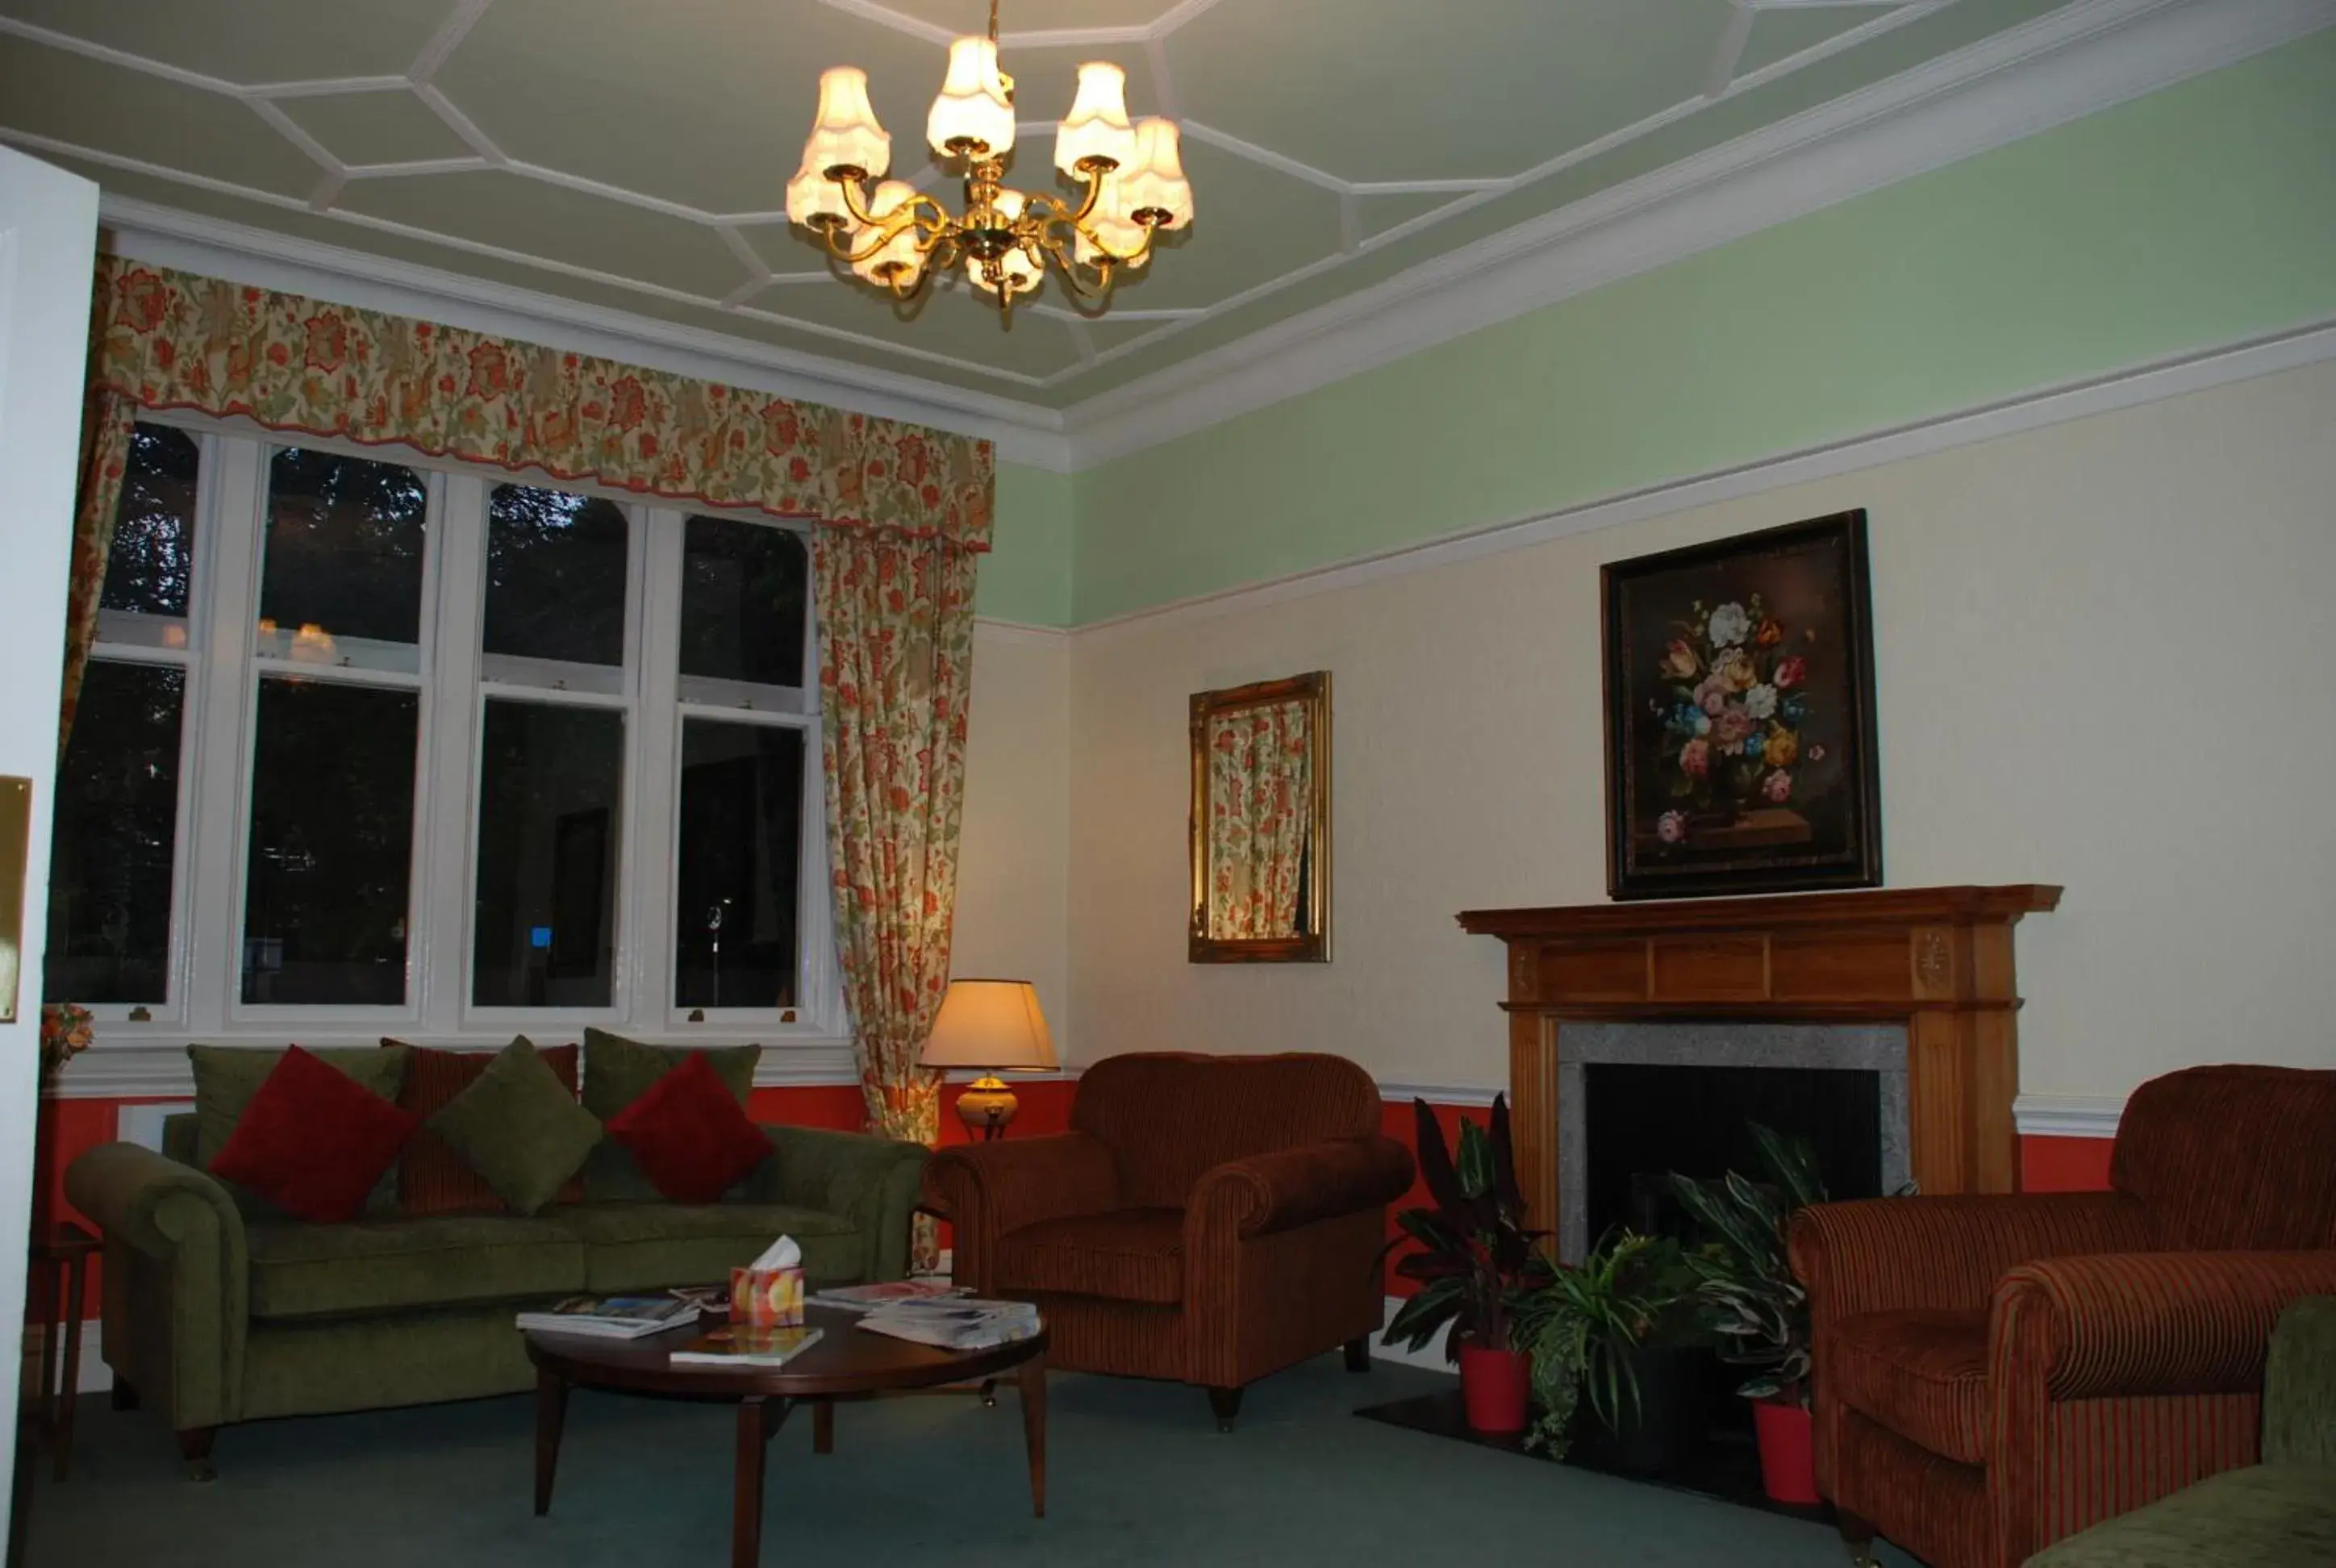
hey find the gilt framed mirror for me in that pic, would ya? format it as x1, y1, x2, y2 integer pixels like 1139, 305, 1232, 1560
1189, 672, 1331, 963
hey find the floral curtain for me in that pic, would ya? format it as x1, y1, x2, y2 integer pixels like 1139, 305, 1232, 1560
72, 255, 991, 1149
814, 528, 978, 1153
58, 388, 136, 755
1205, 700, 1313, 939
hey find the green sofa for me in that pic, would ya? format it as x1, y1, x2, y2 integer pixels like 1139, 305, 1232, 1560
67, 1113, 925, 1477
2025, 1295, 2336, 1566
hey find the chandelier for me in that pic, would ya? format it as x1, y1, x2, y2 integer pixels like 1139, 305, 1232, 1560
783, 0, 1193, 322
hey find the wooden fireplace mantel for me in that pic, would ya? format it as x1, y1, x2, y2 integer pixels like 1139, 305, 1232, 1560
1457, 885, 2062, 1234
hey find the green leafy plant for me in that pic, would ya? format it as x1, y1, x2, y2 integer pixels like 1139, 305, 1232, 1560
1379, 1095, 1544, 1357
1668, 1124, 1828, 1406
1512, 1230, 1680, 1457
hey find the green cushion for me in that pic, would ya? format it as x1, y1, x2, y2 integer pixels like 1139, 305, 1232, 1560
2026, 1463, 2336, 1566
189, 1044, 412, 1220
427, 1037, 603, 1216
578, 1030, 761, 1202
245, 1214, 586, 1320
546, 1201, 858, 1293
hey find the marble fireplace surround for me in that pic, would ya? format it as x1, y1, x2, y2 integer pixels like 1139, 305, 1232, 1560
1555, 1022, 1910, 1262
1458, 886, 2061, 1249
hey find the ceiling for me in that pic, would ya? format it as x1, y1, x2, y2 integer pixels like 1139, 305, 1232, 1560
0, 0, 2139, 416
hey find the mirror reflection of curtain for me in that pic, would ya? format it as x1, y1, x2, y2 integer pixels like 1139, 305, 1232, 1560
1206, 699, 1312, 940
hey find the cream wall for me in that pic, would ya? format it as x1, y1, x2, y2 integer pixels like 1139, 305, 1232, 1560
1064, 358, 2336, 1102
953, 621, 1074, 1057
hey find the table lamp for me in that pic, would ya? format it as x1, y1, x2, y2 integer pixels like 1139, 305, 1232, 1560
920, 978, 1056, 1141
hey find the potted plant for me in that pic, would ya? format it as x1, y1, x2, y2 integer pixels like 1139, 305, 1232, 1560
1513, 1230, 1712, 1471
1669, 1124, 1828, 1504
1379, 1095, 1545, 1431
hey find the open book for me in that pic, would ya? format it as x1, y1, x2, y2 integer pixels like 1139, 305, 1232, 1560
856, 1298, 1041, 1352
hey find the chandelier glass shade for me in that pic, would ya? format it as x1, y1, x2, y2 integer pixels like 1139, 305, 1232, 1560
783, 4, 1193, 322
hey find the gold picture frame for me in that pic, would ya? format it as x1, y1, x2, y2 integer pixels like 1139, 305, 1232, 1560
1188, 672, 1331, 964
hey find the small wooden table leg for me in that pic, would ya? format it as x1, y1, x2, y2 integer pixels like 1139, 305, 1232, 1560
732, 1397, 778, 1568
811, 1397, 832, 1456
54, 1252, 87, 1481
1016, 1352, 1048, 1520
533, 1368, 568, 1517
35, 1257, 60, 1462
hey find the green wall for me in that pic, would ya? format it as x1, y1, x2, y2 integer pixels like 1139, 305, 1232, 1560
974, 460, 1077, 626
1069, 31, 2336, 623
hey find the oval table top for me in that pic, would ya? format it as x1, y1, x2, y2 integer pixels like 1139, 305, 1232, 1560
523, 1303, 1047, 1400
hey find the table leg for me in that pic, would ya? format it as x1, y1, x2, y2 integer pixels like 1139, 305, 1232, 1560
732, 1397, 778, 1568
54, 1254, 86, 1482
35, 1257, 60, 1460
533, 1368, 568, 1517
811, 1397, 832, 1456
1017, 1352, 1048, 1520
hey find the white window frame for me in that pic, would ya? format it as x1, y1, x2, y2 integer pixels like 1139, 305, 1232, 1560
70, 408, 847, 1057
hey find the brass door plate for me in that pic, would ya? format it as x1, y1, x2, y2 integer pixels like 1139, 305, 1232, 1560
0, 776, 27, 1023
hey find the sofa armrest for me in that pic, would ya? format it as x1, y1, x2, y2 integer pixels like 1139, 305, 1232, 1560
2264, 1295, 2336, 1466
1790, 1192, 2153, 1328
753, 1124, 928, 1283
1187, 1136, 1416, 1244
923, 1133, 1120, 1291
1991, 1251, 2336, 1402
64, 1142, 249, 1430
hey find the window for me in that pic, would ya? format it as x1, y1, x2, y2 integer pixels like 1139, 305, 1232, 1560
43, 418, 834, 1049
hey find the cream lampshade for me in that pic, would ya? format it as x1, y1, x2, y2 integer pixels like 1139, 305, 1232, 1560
921, 979, 1055, 1140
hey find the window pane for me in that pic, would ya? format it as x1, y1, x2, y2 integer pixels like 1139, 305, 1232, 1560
679, 516, 807, 689
674, 720, 803, 1009
261, 448, 428, 649
44, 661, 184, 1003
102, 424, 199, 619
242, 678, 419, 1005
472, 701, 624, 1007
484, 485, 628, 666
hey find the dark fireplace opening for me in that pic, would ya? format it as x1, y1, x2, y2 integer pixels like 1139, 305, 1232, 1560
1583, 1061, 1883, 1247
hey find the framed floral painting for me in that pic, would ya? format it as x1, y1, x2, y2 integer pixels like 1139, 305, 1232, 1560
1600, 511, 1880, 900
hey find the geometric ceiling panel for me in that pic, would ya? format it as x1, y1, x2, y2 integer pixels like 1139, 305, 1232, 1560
1169, 0, 1736, 185
0, 0, 2113, 411
273, 90, 479, 168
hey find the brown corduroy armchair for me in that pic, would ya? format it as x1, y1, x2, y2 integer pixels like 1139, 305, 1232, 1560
1788, 1064, 2336, 1568
924, 1051, 1416, 1430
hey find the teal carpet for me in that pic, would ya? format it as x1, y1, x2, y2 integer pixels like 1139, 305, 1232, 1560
29, 1360, 1917, 1566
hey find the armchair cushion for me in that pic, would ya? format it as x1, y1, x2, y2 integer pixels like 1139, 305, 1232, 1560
996, 1208, 1183, 1304
1186, 1136, 1415, 1241
1831, 1308, 1991, 1465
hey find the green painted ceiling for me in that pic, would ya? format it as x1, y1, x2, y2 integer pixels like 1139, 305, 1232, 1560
0, 0, 2088, 408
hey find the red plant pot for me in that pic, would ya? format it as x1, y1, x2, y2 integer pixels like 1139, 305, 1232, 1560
1753, 1398, 1819, 1504
1458, 1344, 1533, 1433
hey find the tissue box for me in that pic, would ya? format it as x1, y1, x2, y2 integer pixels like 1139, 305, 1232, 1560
730, 1266, 805, 1328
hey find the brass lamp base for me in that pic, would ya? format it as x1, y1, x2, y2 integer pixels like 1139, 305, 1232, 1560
953, 1075, 1020, 1141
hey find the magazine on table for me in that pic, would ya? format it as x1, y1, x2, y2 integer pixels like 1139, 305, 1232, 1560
811, 1278, 970, 1313
670, 1324, 824, 1368
856, 1298, 1041, 1351
515, 1295, 701, 1339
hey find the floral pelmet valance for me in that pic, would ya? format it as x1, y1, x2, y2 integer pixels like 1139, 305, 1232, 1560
90, 255, 992, 548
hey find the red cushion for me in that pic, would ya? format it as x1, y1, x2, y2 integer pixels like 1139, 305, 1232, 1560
1828, 1307, 1992, 1466
209, 1045, 422, 1224
603, 1051, 771, 1203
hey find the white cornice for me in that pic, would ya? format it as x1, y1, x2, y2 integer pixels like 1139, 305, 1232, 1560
98, 197, 1078, 473
1060, 0, 2336, 468
57, 1, 2334, 478
1073, 314, 2336, 640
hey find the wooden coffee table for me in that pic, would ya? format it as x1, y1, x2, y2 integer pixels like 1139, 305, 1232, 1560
524, 1303, 1047, 1567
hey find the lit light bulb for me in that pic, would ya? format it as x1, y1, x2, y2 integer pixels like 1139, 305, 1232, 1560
1055, 61, 1136, 177
799, 67, 891, 185
928, 36, 1015, 158
1120, 119, 1193, 231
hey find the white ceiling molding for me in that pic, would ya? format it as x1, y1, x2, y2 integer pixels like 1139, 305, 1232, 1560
1061, 0, 2336, 467
1072, 312, 2336, 640
99, 195, 1076, 469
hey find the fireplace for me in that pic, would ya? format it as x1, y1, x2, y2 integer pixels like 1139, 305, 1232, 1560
1563, 1024, 1908, 1261
1458, 886, 2061, 1242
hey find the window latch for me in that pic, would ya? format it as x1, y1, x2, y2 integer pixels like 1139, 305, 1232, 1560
687, 1008, 706, 1023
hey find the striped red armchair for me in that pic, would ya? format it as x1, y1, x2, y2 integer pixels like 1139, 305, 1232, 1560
924, 1052, 1415, 1431
1788, 1065, 2336, 1568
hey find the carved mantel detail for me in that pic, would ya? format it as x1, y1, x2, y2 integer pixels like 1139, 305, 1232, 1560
1458, 885, 2063, 1241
